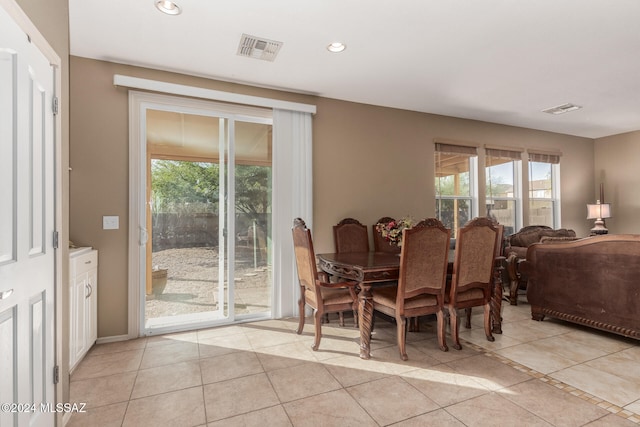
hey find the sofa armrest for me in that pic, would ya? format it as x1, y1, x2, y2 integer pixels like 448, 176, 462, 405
505, 246, 528, 259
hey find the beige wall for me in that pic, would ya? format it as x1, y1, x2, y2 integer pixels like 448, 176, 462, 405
594, 131, 640, 234
71, 56, 596, 340
313, 98, 596, 252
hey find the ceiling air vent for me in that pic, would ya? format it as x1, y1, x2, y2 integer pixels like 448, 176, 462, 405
237, 34, 283, 62
542, 103, 582, 115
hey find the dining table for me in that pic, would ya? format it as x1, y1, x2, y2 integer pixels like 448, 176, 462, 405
316, 251, 504, 359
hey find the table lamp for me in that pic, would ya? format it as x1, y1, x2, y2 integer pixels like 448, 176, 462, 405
586, 201, 611, 235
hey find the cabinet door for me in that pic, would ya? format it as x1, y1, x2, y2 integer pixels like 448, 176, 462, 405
69, 249, 97, 370
86, 266, 98, 347
68, 276, 77, 370
70, 273, 87, 369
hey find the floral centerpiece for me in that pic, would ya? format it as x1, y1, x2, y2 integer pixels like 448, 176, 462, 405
375, 217, 414, 247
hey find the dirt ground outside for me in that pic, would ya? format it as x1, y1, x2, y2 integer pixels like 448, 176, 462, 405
146, 246, 271, 320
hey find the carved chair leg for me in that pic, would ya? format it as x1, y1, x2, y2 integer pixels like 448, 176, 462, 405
449, 307, 461, 350
408, 316, 419, 332
338, 311, 345, 327
491, 268, 504, 335
436, 310, 448, 352
464, 308, 472, 329
353, 310, 358, 328
509, 279, 519, 305
484, 303, 495, 342
296, 297, 305, 335
397, 315, 408, 361
312, 309, 322, 351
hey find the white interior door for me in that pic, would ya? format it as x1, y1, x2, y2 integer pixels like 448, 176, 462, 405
0, 4, 56, 426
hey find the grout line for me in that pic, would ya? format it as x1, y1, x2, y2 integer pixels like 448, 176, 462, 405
464, 339, 640, 424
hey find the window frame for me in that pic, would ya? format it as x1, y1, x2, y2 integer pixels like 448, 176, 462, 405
484, 147, 523, 236
434, 142, 479, 238
527, 151, 561, 229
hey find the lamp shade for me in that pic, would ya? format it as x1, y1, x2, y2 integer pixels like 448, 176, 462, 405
586, 203, 611, 220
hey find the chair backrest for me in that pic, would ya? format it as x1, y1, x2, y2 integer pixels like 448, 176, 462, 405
450, 217, 499, 300
333, 218, 369, 253
397, 218, 451, 306
372, 216, 401, 253
479, 216, 504, 262
292, 218, 319, 294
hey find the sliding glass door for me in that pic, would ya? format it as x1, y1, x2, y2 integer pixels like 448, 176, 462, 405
143, 105, 272, 333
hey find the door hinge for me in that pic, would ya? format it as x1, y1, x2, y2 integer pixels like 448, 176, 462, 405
53, 365, 59, 384
52, 96, 59, 115
53, 231, 59, 249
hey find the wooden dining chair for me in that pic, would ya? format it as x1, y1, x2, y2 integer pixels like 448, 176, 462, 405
292, 218, 359, 351
464, 221, 504, 330
373, 216, 401, 254
447, 217, 499, 350
332, 217, 368, 326
333, 217, 370, 253
371, 218, 451, 360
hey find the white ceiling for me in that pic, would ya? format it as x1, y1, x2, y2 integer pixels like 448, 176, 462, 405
69, 0, 640, 139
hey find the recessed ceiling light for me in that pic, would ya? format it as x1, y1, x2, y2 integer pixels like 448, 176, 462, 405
155, 0, 182, 15
542, 103, 582, 115
327, 42, 346, 53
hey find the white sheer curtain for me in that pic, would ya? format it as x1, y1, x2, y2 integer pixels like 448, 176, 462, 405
272, 109, 313, 317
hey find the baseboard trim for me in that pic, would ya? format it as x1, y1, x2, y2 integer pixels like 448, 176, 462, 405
96, 334, 130, 344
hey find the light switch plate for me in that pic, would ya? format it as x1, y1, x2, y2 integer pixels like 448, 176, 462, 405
103, 215, 119, 230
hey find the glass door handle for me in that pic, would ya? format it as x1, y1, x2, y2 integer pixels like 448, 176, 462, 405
140, 227, 148, 246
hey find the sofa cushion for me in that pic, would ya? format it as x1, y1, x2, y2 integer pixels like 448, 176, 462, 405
539, 228, 576, 239
510, 229, 543, 247
509, 227, 576, 248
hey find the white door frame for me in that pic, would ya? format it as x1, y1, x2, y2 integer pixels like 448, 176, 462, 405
127, 91, 276, 336
120, 78, 315, 339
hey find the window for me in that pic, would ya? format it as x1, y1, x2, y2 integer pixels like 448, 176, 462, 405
528, 151, 560, 228
434, 142, 560, 237
485, 147, 522, 236
435, 143, 477, 238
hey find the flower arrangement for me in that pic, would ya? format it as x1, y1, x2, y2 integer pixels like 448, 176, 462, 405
375, 217, 414, 247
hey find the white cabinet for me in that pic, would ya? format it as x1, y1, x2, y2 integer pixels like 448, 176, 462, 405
69, 247, 98, 371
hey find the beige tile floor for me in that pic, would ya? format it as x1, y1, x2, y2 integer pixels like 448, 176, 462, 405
68, 296, 640, 426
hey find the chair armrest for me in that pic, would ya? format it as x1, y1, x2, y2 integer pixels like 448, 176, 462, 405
316, 280, 358, 289
316, 279, 359, 306
318, 271, 330, 282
